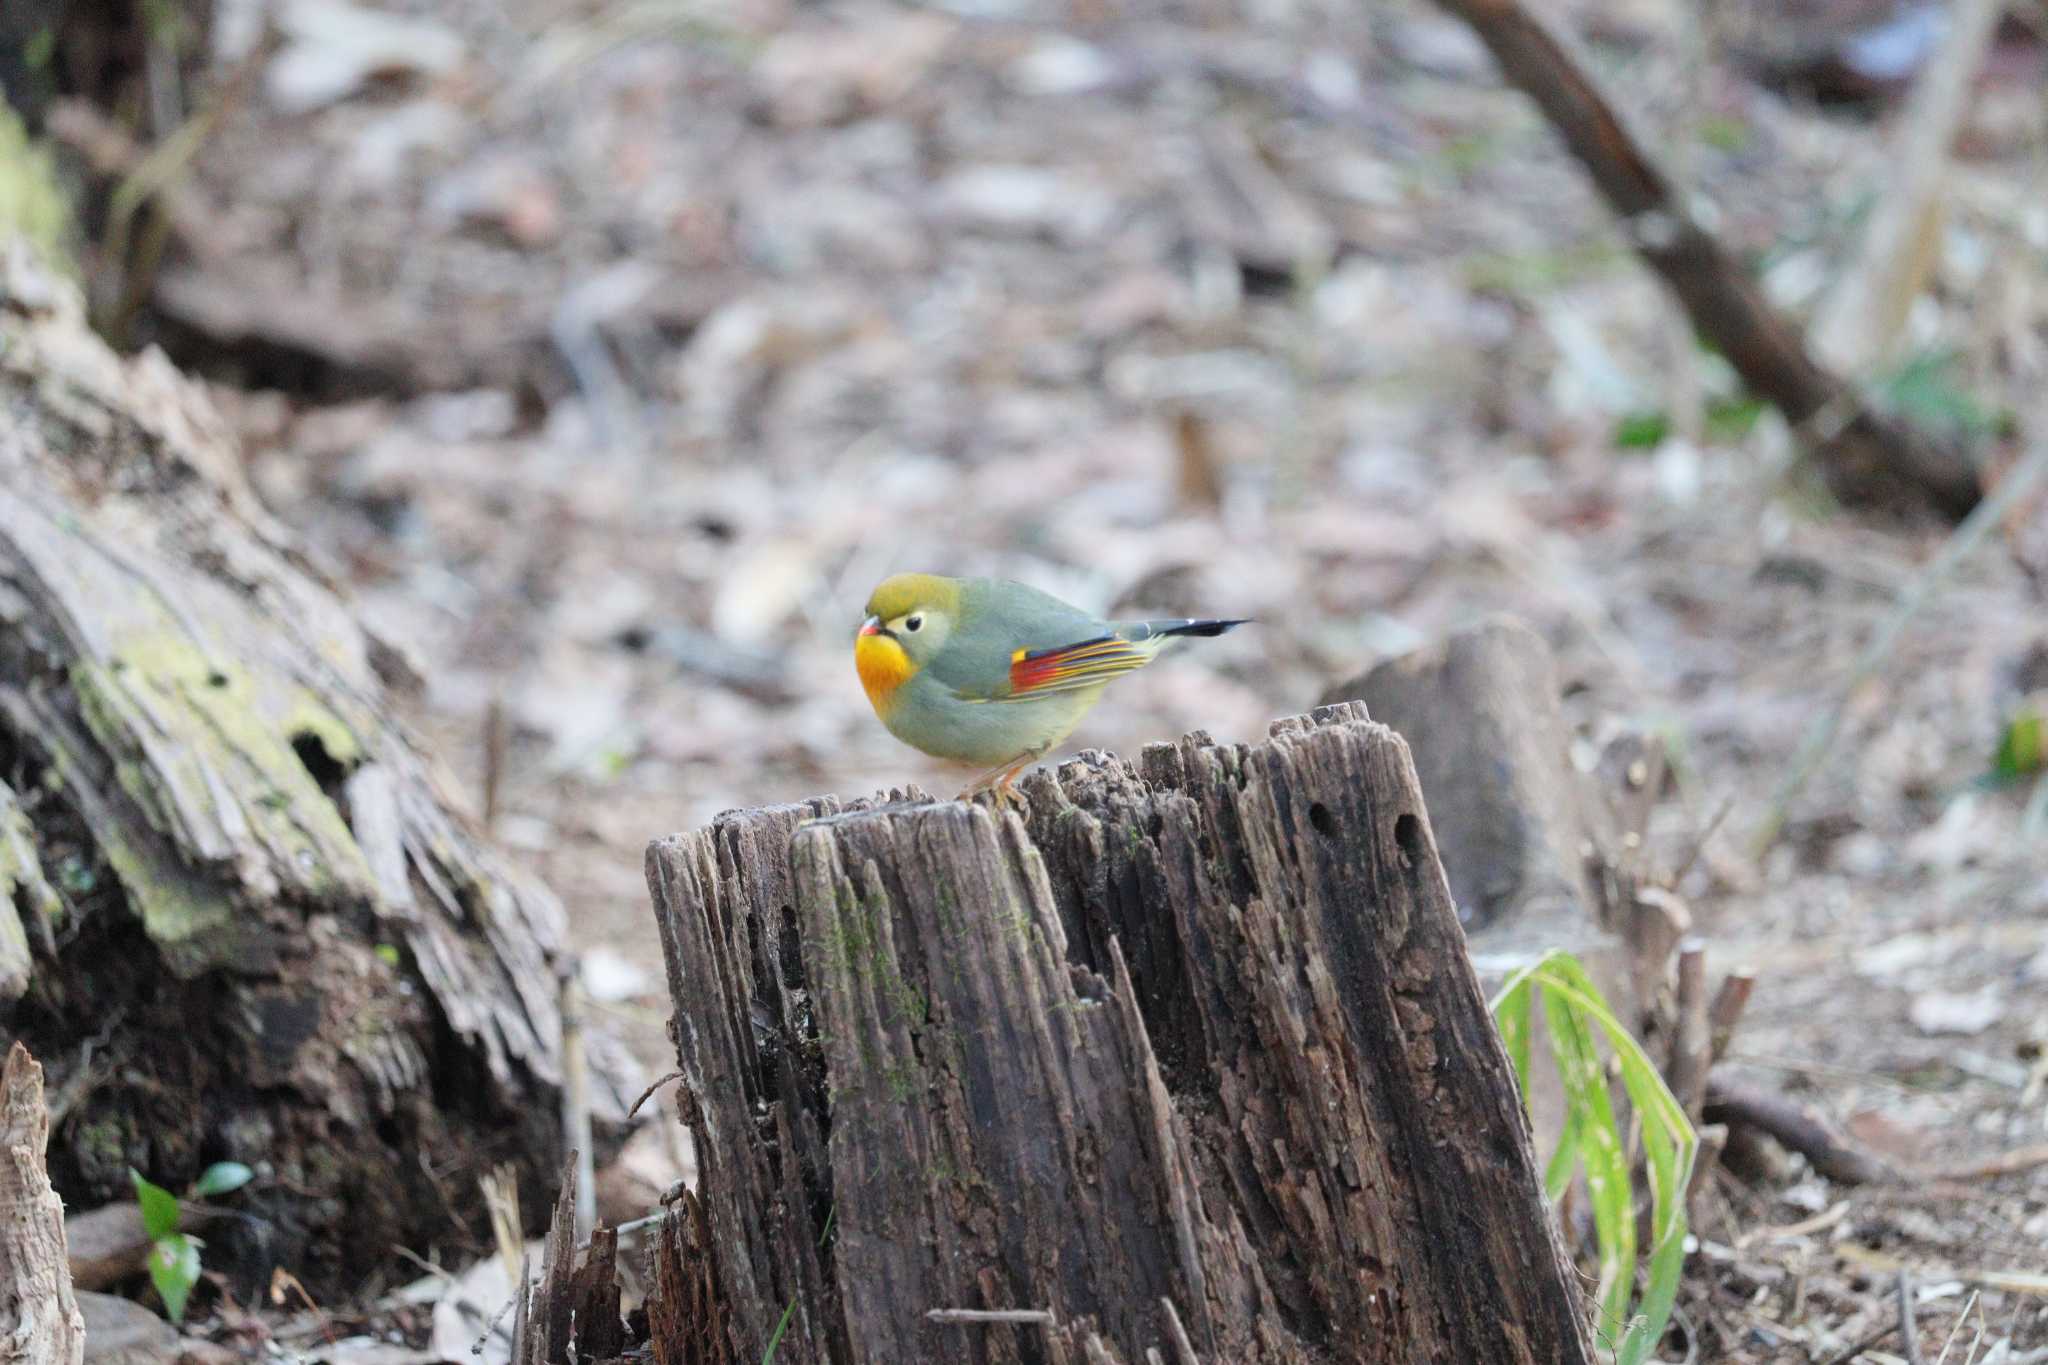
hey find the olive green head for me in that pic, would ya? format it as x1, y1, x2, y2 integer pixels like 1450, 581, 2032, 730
859, 572, 963, 666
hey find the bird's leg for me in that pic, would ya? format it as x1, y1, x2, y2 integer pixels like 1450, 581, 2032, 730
957, 745, 1050, 806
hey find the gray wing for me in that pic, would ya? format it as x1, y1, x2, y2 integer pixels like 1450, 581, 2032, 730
924, 578, 1115, 701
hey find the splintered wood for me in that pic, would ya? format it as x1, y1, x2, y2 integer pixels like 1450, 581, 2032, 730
0, 1043, 85, 1365
644, 704, 1592, 1364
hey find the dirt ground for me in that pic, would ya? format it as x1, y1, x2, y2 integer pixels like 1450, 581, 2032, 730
36, 0, 2048, 1356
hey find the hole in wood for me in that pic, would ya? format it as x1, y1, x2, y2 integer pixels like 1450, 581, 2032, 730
1394, 812, 1424, 868
289, 730, 348, 801
1308, 802, 1336, 839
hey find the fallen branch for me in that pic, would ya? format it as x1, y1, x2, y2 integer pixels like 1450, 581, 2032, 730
1434, 0, 1982, 518
1703, 1075, 1904, 1186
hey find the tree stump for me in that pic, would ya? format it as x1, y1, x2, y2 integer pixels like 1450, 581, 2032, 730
643, 704, 1592, 1364
0, 242, 631, 1297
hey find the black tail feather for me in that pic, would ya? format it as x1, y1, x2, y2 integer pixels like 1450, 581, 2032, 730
1159, 618, 1250, 639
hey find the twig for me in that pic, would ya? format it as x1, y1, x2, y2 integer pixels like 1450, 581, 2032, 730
1669, 937, 1711, 1123
1161, 1297, 1202, 1365
926, 1308, 1057, 1325
1927, 1143, 2048, 1182
1670, 794, 1734, 888
1707, 970, 1756, 1064
1817, 1317, 1901, 1365
479, 1165, 524, 1286
560, 971, 596, 1242
1898, 1269, 1928, 1365
1703, 1076, 1903, 1186
1430, 0, 1980, 516
1931, 1289, 1981, 1365
1750, 437, 2048, 857
1810, 0, 2007, 376
481, 696, 507, 837
626, 1069, 684, 1121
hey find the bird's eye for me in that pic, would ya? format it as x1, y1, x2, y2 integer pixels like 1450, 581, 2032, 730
904, 614, 924, 632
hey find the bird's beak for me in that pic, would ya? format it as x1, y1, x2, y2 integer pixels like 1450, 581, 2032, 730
858, 615, 883, 638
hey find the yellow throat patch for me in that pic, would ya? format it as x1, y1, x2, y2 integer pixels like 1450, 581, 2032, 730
855, 632, 916, 713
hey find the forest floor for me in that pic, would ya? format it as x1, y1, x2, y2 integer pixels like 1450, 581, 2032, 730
58, 0, 2048, 1356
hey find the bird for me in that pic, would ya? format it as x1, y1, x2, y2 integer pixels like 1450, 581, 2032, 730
854, 572, 1248, 798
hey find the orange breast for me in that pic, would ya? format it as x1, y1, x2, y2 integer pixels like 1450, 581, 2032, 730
855, 633, 916, 714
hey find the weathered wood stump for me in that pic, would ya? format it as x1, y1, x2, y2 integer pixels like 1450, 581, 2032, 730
643, 704, 1592, 1364
0, 243, 630, 1297
0, 1042, 85, 1365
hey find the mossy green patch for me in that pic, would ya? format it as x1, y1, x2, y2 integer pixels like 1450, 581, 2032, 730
0, 106, 72, 273
64, 625, 377, 954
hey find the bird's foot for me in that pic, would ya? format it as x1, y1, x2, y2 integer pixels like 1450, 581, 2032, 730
957, 748, 1048, 808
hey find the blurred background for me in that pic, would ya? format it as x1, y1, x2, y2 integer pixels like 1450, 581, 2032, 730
6, 0, 2048, 1346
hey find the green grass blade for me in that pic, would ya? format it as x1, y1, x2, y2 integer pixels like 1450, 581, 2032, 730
1527, 956, 1698, 1365
1491, 970, 1537, 1106
1537, 970, 1634, 1345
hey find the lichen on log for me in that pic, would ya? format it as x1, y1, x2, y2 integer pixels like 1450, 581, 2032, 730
0, 244, 630, 1295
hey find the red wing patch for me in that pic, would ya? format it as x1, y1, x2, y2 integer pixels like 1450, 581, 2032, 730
1005, 636, 1151, 697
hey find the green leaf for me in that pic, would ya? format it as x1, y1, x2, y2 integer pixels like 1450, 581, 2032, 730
131, 1169, 180, 1242
1613, 412, 1669, 450
374, 942, 402, 968
149, 1232, 202, 1323
1995, 706, 2045, 782
192, 1161, 254, 1198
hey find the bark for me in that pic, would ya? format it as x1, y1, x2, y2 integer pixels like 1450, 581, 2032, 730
0, 243, 631, 1298
0, 1043, 85, 1365
643, 704, 1593, 1364
1435, 0, 1982, 520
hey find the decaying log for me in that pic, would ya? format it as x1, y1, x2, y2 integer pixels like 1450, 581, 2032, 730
0, 1042, 85, 1365
644, 704, 1594, 1364
1433, 0, 1982, 519
0, 243, 631, 1297
1320, 617, 1605, 932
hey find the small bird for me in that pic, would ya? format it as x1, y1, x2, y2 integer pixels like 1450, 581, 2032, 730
855, 572, 1248, 797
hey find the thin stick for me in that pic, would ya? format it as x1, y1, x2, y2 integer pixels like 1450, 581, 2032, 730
1670, 794, 1733, 888
1898, 1269, 1928, 1365
1706, 970, 1756, 1064
626, 1069, 683, 1121
1161, 1298, 1202, 1365
1931, 1289, 1981, 1365
926, 1309, 1057, 1325
560, 971, 596, 1243
1429, 0, 1978, 515
482, 695, 507, 836
1928, 1143, 2048, 1182
1817, 1318, 1901, 1365
1668, 937, 1711, 1122
1750, 438, 2048, 857
1809, 0, 2006, 375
